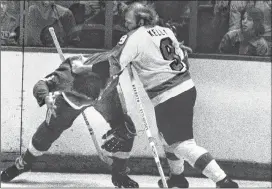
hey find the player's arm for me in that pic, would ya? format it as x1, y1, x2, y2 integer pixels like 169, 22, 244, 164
70, 32, 139, 75
33, 59, 71, 107
100, 34, 139, 153
71, 51, 112, 74
33, 74, 60, 107
165, 28, 190, 71
110, 33, 140, 76
69, 55, 92, 74
179, 41, 192, 54
168, 29, 185, 59
32, 72, 60, 118
218, 32, 232, 53
166, 22, 192, 53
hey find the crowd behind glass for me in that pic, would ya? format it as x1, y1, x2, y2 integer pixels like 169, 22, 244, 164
1, 0, 271, 56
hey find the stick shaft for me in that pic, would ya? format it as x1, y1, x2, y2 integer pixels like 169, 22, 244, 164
82, 111, 113, 165
127, 65, 168, 188
49, 27, 65, 61
45, 92, 53, 124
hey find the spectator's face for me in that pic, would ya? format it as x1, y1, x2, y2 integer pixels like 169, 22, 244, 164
0, 1, 8, 15
119, 2, 127, 13
125, 10, 137, 31
113, 1, 118, 15
242, 12, 254, 33
41, 1, 54, 8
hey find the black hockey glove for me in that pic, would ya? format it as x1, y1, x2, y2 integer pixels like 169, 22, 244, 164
101, 115, 136, 153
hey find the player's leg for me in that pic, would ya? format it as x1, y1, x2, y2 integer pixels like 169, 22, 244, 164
157, 134, 189, 188
1, 94, 83, 182
95, 88, 139, 188
155, 87, 238, 188
173, 139, 238, 188
110, 138, 137, 188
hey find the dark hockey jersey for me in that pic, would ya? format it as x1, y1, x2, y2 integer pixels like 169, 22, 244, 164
33, 57, 110, 109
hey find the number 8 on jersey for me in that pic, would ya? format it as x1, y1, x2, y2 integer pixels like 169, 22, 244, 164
160, 37, 184, 71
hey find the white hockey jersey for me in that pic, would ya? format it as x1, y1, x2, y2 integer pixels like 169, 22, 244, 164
104, 25, 195, 106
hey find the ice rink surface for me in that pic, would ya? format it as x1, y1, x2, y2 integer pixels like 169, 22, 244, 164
1, 172, 271, 188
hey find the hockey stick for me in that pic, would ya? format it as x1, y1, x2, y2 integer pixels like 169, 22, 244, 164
48, 27, 113, 166
45, 92, 54, 124
120, 65, 168, 188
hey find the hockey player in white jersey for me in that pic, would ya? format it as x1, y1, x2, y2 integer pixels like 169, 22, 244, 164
102, 2, 239, 188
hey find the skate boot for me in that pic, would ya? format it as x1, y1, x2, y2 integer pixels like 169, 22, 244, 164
1, 158, 30, 182
112, 172, 139, 188
158, 173, 189, 188
1, 150, 36, 182
111, 157, 139, 188
216, 176, 239, 188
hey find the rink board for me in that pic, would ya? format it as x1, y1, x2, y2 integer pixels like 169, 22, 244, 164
1, 50, 271, 181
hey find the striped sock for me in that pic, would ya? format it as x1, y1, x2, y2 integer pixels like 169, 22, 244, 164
165, 152, 185, 175
174, 139, 226, 183
202, 160, 226, 183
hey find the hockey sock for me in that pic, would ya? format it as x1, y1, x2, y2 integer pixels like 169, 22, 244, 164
112, 157, 130, 175
15, 139, 45, 170
22, 149, 37, 165
160, 133, 185, 175
174, 139, 226, 183
15, 149, 37, 170
201, 159, 226, 183
165, 152, 185, 175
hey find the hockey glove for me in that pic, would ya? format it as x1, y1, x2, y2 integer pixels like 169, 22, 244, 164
70, 55, 89, 74
45, 93, 57, 118
101, 115, 136, 153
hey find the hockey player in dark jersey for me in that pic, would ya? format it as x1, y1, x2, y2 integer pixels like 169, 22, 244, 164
1, 55, 139, 188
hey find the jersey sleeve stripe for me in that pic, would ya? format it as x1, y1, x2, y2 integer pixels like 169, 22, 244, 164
147, 71, 191, 99
151, 79, 195, 106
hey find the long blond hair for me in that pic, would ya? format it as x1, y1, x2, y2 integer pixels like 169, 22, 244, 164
124, 2, 159, 27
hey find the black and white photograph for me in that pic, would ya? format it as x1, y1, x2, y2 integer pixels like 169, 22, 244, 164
1, 0, 271, 188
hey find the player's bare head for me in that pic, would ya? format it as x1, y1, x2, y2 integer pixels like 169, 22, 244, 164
124, 2, 159, 31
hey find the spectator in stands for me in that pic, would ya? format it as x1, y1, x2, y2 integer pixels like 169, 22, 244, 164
219, 7, 268, 56
254, 0, 271, 55
26, 0, 79, 47
84, 0, 106, 24
4, 0, 20, 21
229, 1, 271, 54
70, 1, 105, 48
69, 1, 107, 25
69, 2, 86, 25
80, 0, 101, 19
84, 0, 127, 25
229, 1, 271, 33
112, 1, 129, 45
212, 1, 230, 48
76, 1, 128, 48
1, 1, 19, 46
254, 1, 271, 39
113, 1, 127, 25
196, 0, 230, 53
55, 1, 78, 9
154, 1, 190, 45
